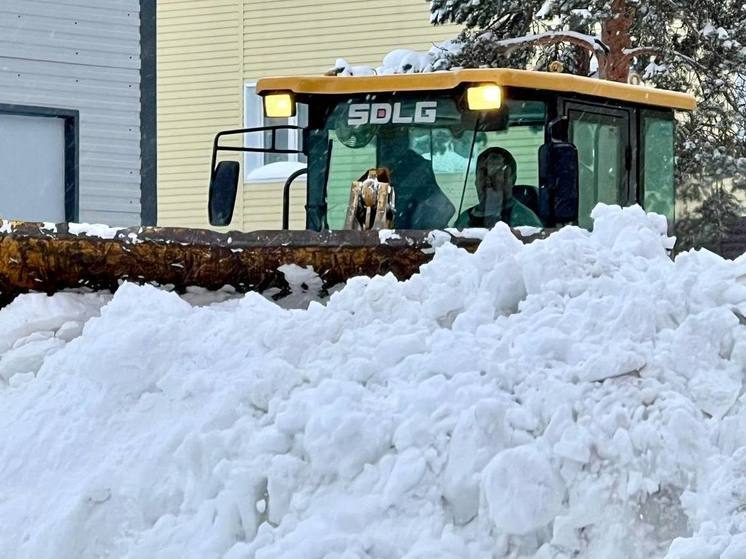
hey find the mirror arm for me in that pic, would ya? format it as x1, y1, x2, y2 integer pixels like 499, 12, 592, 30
547, 116, 571, 143
217, 146, 303, 155
210, 125, 305, 177
282, 168, 308, 230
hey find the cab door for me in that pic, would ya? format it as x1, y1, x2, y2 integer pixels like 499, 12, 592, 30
561, 101, 636, 228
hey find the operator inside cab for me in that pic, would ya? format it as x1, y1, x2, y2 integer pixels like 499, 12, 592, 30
455, 147, 515, 229
386, 145, 541, 231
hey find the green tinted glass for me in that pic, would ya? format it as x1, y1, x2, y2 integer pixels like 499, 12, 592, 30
642, 112, 675, 223
320, 96, 546, 230
570, 112, 627, 229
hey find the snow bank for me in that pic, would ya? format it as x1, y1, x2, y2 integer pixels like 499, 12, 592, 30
2, 205, 746, 558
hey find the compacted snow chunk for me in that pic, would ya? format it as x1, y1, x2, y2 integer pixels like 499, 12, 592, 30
2, 204, 746, 558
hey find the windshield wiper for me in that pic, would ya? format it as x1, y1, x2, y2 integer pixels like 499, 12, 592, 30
456, 120, 481, 219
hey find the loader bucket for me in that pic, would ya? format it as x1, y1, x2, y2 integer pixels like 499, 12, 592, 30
0, 219, 550, 308
1, 219, 534, 308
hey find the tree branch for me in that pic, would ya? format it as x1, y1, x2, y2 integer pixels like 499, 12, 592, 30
623, 46, 705, 72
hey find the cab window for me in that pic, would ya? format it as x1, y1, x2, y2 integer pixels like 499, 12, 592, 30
317, 96, 546, 230
567, 106, 630, 229
641, 111, 675, 222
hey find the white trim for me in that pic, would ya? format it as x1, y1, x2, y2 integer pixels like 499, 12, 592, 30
243, 81, 262, 178
243, 82, 305, 183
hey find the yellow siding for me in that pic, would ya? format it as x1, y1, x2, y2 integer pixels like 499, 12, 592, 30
244, 180, 307, 230
157, 0, 244, 229
158, 0, 459, 230
242, 0, 458, 78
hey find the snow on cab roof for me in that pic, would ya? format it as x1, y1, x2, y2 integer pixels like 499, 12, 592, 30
256, 68, 697, 112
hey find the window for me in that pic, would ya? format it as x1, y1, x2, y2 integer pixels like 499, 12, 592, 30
569, 110, 629, 228
641, 111, 675, 223
312, 96, 546, 230
324, 130, 377, 228
0, 104, 79, 222
408, 122, 545, 227
244, 83, 308, 181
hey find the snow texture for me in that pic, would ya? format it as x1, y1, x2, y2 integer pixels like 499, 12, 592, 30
1, 205, 746, 558
1, 220, 120, 240
378, 230, 402, 243
67, 223, 120, 239
329, 41, 461, 77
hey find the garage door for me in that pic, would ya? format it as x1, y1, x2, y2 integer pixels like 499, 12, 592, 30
0, 113, 66, 222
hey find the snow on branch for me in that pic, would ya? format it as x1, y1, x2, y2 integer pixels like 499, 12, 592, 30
495, 31, 609, 57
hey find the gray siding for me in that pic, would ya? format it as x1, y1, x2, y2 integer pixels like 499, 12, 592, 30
0, 0, 142, 226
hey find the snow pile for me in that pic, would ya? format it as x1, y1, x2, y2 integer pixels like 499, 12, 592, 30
2, 205, 746, 558
0, 292, 111, 386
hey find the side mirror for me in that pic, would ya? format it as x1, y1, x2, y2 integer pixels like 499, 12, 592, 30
208, 161, 240, 226
539, 141, 579, 226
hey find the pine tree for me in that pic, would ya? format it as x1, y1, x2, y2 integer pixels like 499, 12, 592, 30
430, 0, 746, 251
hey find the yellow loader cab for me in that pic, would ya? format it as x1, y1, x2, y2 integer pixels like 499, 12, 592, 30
208, 68, 696, 232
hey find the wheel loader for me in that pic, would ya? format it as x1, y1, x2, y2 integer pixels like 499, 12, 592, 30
0, 69, 695, 306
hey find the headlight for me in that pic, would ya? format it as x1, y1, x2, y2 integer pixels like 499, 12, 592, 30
264, 93, 295, 118
467, 84, 503, 111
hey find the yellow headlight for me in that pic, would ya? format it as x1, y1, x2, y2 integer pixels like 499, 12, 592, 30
467, 84, 503, 111
264, 93, 295, 118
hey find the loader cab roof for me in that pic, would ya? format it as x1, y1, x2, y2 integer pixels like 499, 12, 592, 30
256, 68, 696, 111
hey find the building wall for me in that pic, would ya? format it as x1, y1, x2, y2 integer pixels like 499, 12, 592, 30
0, 0, 143, 226
157, 0, 459, 230
157, 0, 243, 228
242, 0, 456, 78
